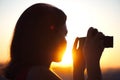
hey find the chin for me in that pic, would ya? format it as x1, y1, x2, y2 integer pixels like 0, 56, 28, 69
53, 57, 62, 62
54, 59, 62, 62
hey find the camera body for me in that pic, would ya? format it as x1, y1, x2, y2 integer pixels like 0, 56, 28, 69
78, 36, 113, 48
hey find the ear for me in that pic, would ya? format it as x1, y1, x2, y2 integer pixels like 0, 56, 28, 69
50, 25, 55, 31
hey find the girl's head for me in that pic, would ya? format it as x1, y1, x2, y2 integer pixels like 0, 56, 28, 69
5, 3, 67, 79
11, 3, 67, 66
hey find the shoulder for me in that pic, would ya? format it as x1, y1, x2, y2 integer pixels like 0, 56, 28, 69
0, 76, 8, 80
26, 66, 62, 80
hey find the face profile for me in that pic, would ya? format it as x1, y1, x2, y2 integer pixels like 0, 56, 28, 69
5, 3, 67, 80
4, 3, 109, 80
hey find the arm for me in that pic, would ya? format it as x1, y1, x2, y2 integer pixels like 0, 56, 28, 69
83, 27, 104, 80
72, 27, 104, 80
86, 61, 102, 80
72, 38, 85, 80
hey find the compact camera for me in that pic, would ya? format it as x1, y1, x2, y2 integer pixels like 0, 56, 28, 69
78, 36, 113, 48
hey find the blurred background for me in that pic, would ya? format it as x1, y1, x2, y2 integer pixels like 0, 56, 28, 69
0, 0, 120, 80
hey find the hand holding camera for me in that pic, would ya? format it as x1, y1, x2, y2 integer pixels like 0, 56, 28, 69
73, 27, 113, 80
83, 27, 105, 63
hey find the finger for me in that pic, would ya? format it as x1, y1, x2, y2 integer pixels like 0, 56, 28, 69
95, 32, 105, 49
72, 37, 79, 53
87, 27, 98, 39
95, 32, 105, 41
79, 38, 85, 49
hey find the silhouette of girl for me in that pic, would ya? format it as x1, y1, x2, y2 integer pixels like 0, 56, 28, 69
5, 3, 67, 80
5, 3, 104, 80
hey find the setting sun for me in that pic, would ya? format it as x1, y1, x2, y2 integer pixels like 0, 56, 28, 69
51, 36, 75, 67
61, 49, 73, 66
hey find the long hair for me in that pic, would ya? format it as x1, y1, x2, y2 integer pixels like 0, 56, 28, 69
5, 3, 66, 80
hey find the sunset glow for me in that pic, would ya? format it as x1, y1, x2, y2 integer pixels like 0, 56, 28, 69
0, 1, 120, 80
51, 36, 74, 67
